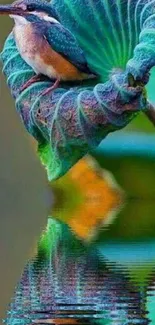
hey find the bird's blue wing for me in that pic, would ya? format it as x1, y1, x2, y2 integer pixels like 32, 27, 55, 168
43, 22, 93, 74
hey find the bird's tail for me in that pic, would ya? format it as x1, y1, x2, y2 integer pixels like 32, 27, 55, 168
87, 73, 98, 79
81, 71, 98, 80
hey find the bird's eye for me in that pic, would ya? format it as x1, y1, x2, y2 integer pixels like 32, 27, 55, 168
26, 4, 35, 11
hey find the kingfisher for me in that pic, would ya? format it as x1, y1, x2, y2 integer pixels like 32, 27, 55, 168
0, 0, 97, 95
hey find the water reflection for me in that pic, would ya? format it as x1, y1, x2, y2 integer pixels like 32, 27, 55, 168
51, 157, 123, 241
4, 158, 155, 325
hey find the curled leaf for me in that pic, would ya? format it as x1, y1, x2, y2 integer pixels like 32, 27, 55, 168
2, 0, 155, 180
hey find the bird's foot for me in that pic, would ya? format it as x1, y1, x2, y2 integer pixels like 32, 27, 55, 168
41, 79, 60, 96
20, 74, 44, 93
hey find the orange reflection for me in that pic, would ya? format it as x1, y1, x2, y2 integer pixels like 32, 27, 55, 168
52, 156, 124, 240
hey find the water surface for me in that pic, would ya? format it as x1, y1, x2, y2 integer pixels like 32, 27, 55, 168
4, 157, 155, 325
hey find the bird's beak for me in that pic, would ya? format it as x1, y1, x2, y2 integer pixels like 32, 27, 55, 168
0, 5, 26, 16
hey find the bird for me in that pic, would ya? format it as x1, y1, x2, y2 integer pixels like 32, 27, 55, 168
0, 0, 97, 95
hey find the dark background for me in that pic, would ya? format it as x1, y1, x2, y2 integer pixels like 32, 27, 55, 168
0, 3, 49, 322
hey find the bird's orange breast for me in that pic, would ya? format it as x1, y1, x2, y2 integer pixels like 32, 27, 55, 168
41, 41, 87, 81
